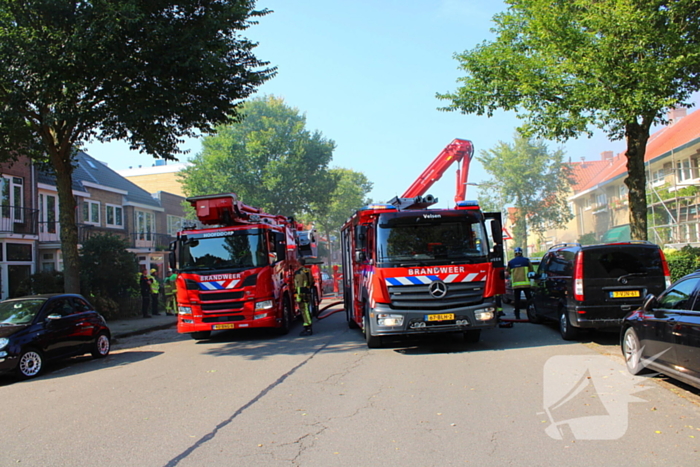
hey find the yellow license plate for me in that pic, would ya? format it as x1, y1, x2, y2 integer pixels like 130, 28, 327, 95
212, 323, 236, 330
426, 313, 455, 322
610, 290, 640, 298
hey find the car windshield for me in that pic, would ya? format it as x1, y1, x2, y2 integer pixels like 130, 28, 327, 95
179, 229, 268, 271
376, 211, 488, 267
0, 299, 46, 325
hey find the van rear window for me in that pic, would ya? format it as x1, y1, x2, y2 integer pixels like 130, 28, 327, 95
583, 247, 663, 279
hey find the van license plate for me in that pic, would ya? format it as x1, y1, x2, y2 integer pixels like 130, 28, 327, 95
610, 290, 640, 298
425, 313, 454, 322
213, 323, 236, 330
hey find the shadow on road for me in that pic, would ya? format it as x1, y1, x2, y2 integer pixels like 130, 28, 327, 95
0, 350, 162, 386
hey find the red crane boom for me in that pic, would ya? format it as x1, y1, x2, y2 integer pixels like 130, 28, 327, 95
401, 138, 474, 203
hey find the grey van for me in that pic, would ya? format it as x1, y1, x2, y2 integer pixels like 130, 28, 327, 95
527, 241, 671, 340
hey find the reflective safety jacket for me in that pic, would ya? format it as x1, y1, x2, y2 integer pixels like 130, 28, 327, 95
507, 256, 533, 289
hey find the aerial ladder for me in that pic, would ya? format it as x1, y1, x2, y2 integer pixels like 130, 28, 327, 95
389, 139, 474, 209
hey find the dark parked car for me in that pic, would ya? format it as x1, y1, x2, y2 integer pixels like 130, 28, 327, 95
0, 294, 111, 379
528, 241, 671, 340
503, 257, 541, 304
621, 270, 700, 390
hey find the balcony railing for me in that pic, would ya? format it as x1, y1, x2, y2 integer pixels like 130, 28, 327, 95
38, 222, 101, 243
129, 232, 175, 250
0, 206, 39, 235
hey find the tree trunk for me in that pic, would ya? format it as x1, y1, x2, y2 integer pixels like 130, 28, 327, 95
325, 228, 333, 269
624, 119, 652, 241
50, 149, 81, 293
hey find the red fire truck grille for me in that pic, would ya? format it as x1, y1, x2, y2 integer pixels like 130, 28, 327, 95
201, 302, 244, 312
199, 291, 244, 301
387, 282, 485, 310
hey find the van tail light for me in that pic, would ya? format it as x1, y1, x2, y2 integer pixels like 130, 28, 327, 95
573, 251, 584, 301
659, 249, 672, 288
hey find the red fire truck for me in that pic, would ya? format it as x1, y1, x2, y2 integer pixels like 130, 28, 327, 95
169, 193, 320, 340
341, 139, 505, 347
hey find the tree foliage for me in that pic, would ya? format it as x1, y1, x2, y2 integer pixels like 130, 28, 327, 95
0, 0, 274, 293
475, 133, 573, 249
79, 233, 138, 300
438, 0, 700, 240
180, 95, 338, 217
308, 168, 373, 265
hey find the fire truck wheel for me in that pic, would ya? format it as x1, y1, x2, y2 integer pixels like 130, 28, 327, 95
275, 298, 292, 335
363, 310, 382, 348
190, 331, 211, 340
463, 329, 481, 343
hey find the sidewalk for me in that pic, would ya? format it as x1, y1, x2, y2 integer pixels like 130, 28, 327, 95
107, 314, 178, 340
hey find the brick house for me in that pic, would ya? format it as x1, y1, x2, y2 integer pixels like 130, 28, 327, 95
0, 151, 186, 299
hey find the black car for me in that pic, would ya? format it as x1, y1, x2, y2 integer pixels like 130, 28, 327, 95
621, 270, 700, 390
528, 241, 671, 340
0, 294, 111, 379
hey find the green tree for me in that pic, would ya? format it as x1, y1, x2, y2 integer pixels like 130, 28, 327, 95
0, 1, 274, 293
438, 0, 700, 240
180, 95, 338, 217
309, 168, 373, 265
475, 133, 573, 251
80, 233, 138, 299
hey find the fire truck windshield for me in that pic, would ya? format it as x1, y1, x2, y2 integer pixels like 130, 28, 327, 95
376, 212, 488, 267
179, 229, 267, 271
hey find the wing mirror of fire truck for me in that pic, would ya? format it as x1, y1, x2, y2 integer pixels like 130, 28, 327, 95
355, 225, 367, 249
168, 241, 177, 270
354, 249, 366, 263
274, 233, 286, 262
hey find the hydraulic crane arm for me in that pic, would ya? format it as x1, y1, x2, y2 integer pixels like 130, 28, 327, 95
401, 138, 474, 203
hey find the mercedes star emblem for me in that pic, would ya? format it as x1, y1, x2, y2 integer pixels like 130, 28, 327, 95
429, 280, 448, 299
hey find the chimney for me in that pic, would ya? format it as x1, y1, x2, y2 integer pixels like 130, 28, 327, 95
601, 151, 614, 162
668, 107, 687, 125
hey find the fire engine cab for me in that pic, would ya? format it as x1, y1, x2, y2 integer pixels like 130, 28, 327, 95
341, 139, 505, 347
169, 193, 319, 339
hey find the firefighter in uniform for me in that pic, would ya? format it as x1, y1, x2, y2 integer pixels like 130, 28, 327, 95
164, 269, 178, 316
295, 263, 315, 336
506, 247, 533, 320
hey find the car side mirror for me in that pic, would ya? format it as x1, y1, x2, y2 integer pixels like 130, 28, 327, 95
46, 313, 62, 322
642, 294, 658, 313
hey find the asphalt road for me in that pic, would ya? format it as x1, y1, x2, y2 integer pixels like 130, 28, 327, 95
1, 304, 699, 467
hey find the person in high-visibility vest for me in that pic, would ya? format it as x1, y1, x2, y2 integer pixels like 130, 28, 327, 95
149, 268, 161, 316
164, 270, 178, 316
506, 247, 533, 320
294, 264, 315, 336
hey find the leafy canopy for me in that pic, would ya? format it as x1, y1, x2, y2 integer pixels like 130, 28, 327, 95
0, 0, 273, 292
180, 95, 338, 217
439, 0, 700, 240
475, 133, 573, 249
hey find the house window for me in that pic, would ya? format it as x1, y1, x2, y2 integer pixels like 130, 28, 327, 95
106, 204, 123, 228
167, 215, 184, 236
83, 200, 100, 225
596, 193, 607, 207
7, 243, 32, 261
677, 158, 699, 182
619, 184, 629, 198
39, 193, 58, 234
1, 176, 24, 222
136, 210, 154, 240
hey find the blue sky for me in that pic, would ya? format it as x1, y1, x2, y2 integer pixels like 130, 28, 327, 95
86, 0, 634, 207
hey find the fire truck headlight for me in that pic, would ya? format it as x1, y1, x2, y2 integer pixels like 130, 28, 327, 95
255, 300, 273, 311
474, 308, 495, 321
377, 313, 404, 326
178, 306, 192, 316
